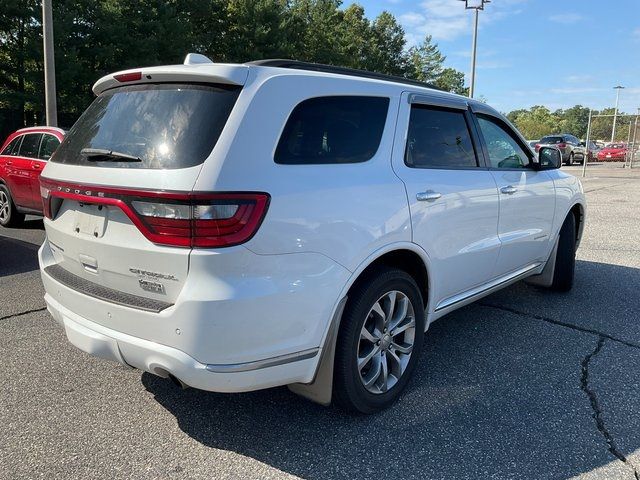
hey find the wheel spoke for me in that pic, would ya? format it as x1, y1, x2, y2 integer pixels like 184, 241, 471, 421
358, 345, 380, 370
371, 301, 385, 320
384, 291, 397, 327
391, 316, 415, 337
391, 342, 413, 355
387, 349, 403, 377
362, 356, 382, 389
360, 327, 378, 344
380, 353, 389, 392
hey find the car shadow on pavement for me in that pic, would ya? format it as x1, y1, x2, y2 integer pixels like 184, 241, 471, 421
0, 236, 41, 277
142, 260, 640, 480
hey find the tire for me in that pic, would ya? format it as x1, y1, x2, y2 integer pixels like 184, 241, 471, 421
0, 184, 25, 228
333, 267, 425, 414
549, 213, 576, 292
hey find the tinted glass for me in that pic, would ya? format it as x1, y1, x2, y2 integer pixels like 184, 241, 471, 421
477, 116, 531, 169
405, 106, 477, 168
39, 134, 60, 160
1, 137, 22, 155
540, 136, 564, 144
53, 84, 240, 169
18, 134, 43, 158
275, 96, 389, 164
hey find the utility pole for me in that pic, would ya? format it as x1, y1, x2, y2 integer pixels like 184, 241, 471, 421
582, 109, 592, 178
459, 0, 490, 99
42, 0, 57, 127
611, 85, 624, 143
469, 8, 479, 98
631, 108, 639, 169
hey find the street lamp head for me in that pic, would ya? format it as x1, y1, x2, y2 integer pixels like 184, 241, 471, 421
459, 0, 490, 10
614, 85, 625, 90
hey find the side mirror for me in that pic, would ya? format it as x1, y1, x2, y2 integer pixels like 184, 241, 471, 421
537, 146, 562, 170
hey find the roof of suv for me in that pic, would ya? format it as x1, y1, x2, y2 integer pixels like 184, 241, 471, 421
93, 54, 478, 108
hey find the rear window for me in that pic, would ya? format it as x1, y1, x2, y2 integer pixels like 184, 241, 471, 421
540, 136, 563, 144
53, 84, 240, 169
19, 133, 43, 158
275, 96, 389, 165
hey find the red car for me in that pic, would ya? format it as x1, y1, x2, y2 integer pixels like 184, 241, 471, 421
597, 143, 627, 162
0, 126, 65, 226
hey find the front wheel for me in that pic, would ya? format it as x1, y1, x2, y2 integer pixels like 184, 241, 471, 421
333, 267, 425, 413
0, 185, 25, 228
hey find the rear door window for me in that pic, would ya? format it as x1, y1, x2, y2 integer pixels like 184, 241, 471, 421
275, 96, 389, 164
52, 84, 240, 169
1, 136, 22, 156
405, 105, 478, 168
38, 134, 61, 160
18, 133, 43, 159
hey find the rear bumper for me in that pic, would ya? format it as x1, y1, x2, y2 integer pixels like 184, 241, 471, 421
45, 295, 319, 392
39, 238, 351, 392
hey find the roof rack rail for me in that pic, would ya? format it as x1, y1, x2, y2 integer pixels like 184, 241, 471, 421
246, 59, 443, 91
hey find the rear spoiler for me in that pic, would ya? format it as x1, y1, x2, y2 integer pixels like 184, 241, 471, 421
92, 56, 249, 95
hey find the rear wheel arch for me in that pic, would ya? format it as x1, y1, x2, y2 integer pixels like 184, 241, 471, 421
346, 247, 430, 311
569, 202, 585, 245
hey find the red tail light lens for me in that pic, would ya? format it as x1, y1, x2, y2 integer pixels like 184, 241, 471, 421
114, 72, 142, 82
557, 142, 567, 148
40, 179, 269, 248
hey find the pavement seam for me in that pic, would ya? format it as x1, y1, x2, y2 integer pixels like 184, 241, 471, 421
0, 306, 47, 322
480, 303, 640, 350
583, 180, 636, 193
581, 337, 640, 480
481, 302, 640, 478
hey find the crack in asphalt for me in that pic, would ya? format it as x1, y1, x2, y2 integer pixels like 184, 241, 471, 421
0, 306, 47, 322
480, 303, 640, 350
480, 303, 640, 479
581, 337, 640, 480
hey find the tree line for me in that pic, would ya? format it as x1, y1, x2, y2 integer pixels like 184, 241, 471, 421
2, 0, 633, 143
507, 105, 637, 142
0, 0, 466, 138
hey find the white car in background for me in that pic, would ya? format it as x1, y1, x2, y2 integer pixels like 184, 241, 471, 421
38, 55, 586, 413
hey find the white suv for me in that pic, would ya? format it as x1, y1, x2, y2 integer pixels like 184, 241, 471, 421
38, 55, 585, 413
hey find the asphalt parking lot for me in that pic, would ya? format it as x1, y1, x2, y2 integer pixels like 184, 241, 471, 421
1, 163, 639, 480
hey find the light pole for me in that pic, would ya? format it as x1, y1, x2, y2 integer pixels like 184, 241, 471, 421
42, 0, 57, 127
611, 85, 624, 143
459, 0, 490, 99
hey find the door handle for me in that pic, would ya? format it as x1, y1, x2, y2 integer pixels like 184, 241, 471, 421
416, 190, 442, 202
500, 185, 518, 195
32, 163, 41, 170
6, 160, 12, 165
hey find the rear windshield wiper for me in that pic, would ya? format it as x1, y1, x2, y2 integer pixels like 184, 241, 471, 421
81, 148, 142, 162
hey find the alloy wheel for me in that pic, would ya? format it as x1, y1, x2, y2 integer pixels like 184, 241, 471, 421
357, 290, 416, 394
0, 191, 9, 223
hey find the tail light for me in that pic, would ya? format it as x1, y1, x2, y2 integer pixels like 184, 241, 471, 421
557, 142, 567, 149
114, 72, 142, 82
39, 178, 269, 248
534, 144, 541, 152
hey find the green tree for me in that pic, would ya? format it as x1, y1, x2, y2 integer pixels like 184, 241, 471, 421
366, 11, 406, 76
405, 35, 444, 84
434, 67, 467, 95
509, 106, 561, 140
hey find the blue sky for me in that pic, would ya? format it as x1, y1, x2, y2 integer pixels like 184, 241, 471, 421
352, 0, 640, 114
